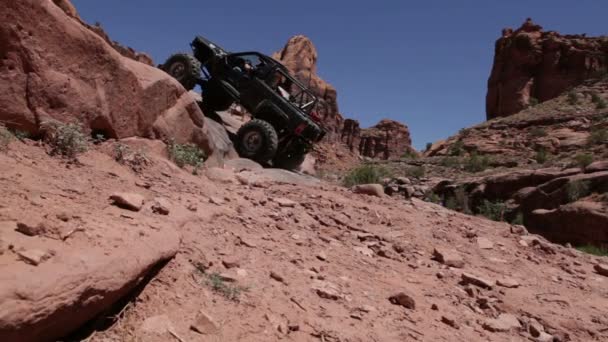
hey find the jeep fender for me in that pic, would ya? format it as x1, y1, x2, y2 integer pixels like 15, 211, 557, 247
253, 101, 289, 130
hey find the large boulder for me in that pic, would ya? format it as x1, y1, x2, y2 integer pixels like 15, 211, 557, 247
0, 0, 233, 164
359, 119, 417, 160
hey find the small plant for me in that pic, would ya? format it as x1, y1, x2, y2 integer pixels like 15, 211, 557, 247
566, 180, 591, 202
342, 164, 392, 187
528, 97, 539, 107
590, 92, 607, 109
443, 187, 471, 214
567, 91, 579, 105
406, 166, 425, 179
510, 212, 524, 226
576, 244, 608, 256
41, 120, 88, 158
401, 150, 418, 159
204, 273, 247, 301
424, 192, 441, 204
167, 140, 205, 170
588, 128, 608, 145
449, 140, 464, 156
12, 130, 30, 141
477, 200, 506, 222
574, 153, 594, 169
464, 152, 490, 173
529, 127, 547, 138
459, 128, 470, 137
0, 125, 13, 152
535, 147, 549, 164
425, 142, 433, 151
440, 156, 461, 168
113, 143, 150, 172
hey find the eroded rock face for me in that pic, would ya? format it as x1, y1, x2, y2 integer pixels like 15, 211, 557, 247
0, 0, 232, 162
359, 119, 417, 159
486, 18, 608, 119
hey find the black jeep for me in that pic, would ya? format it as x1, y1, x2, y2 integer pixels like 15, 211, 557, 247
160, 36, 327, 170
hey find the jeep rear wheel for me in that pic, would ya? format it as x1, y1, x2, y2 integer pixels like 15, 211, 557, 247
273, 152, 307, 170
161, 53, 201, 90
236, 119, 278, 163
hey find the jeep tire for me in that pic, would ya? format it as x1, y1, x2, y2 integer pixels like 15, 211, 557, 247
236, 119, 278, 163
273, 151, 307, 170
161, 53, 201, 90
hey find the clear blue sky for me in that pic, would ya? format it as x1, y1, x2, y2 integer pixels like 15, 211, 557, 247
73, 0, 607, 150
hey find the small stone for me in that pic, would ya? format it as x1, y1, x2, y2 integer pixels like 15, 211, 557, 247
396, 177, 411, 185
529, 319, 544, 337
316, 251, 327, 261
461, 272, 495, 289
388, 291, 416, 309
497, 278, 520, 288
187, 203, 197, 212
238, 236, 257, 248
594, 264, 608, 277
477, 237, 494, 249
436, 272, 445, 279
510, 225, 528, 235
218, 273, 238, 282
270, 271, 286, 283
441, 316, 459, 329
56, 212, 70, 222
151, 198, 170, 215
352, 184, 384, 197
110, 192, 145, 211
16, 219, 46, 237
190, 310, 219, 335
482, 313, 521, 332
236, 269, 248, 277
431, 304, 438, 310
17, 249, 51, 266
433, 247, 465, 268
354, 246, 374, 257
312, 280, 341, 300
536, 332, 554, 342
222, 259, 240, 269
141, 314, 174, 334
275, 197, 297, 207
209, 197, 225, 205
135, 181, 151, 189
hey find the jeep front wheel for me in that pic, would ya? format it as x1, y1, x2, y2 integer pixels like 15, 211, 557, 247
236, 119, 278, 163
161, 53, 201, 90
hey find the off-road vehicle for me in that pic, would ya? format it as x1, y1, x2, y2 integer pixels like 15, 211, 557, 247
161, 36, 327, 169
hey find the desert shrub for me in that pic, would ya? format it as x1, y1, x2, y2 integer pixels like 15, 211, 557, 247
113, 143, 150, 172
459, 128, 470, 137
574, 153, 594, 169
425, 142, 433, 151
576, 244, 608, 256
204, 273, 248, 301
477, 200, 506, 222
588, 128, 608, 145
510, 212, 524, 226
464, 152, 490, 173
0, 125, 13, 152
167, 140, 205, 169
590, 92, 607, 109
528, 97, 539, 107
424, 192, 441, 204
440, 156, 461, 168
566, 180, 591, 202
401, 150, 418, 159
529, 127, 547, 138
12, 130, 30, 141
535, 147, 549, 164
41, 121, 88, 158
449, 140, 464, 156
406, 166, 425, 179
444, 187, 470, 214
342, 164, 392, 187
567, 91, 579, 105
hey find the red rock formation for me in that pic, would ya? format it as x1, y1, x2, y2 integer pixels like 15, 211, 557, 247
486, 18, 608, 119
0, 0, 233, 163
359, 119, 417, 159
341, 119, 361, 152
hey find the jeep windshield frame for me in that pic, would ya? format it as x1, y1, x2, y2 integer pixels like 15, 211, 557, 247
226, 52, 319, 115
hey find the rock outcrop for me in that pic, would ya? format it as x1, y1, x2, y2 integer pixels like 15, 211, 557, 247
486, 18, 608, 119
0, 0, 233, 164
359, 119, 417, 159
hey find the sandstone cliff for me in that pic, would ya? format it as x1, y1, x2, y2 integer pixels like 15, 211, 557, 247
487, 18, 608, 119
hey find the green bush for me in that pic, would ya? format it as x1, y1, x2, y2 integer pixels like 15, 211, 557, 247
528, 97, 539, 107
464, 152, 490, 173
342, 164, 392, 187
41, 121, 88, 158
510, 212, 524, 226
425, 142, 433, 151
477, 200, 506, 222
588, 128, 608, 145
424, 192, 441, 204
401, 150, 418, 159
567, 91, 579, 105
406, 166, 425, 179
167, 141, 205, 170
204, 273, 248, 301
576, 244, 608, 256
440, 156, 461, 168
449, 140, 464, 156
574, 153, 594, 169
444, 187, 470, 214
0, 125, 13, 152
597, 98, 607, 109
114, 143, 150, 172
535, 147, 549, 164
529, 127, 547, 138
566, 180, 591, 202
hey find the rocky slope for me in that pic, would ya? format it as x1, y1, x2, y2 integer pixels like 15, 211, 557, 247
2, 136, 608, 342
487, 18, 608, 119
273, 36, 416, 163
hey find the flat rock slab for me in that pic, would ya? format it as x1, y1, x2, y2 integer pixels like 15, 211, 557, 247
482, 313, 521, 332
433, 247, 465, 268
110, 192, 145, 211
0, 226, 179, 342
